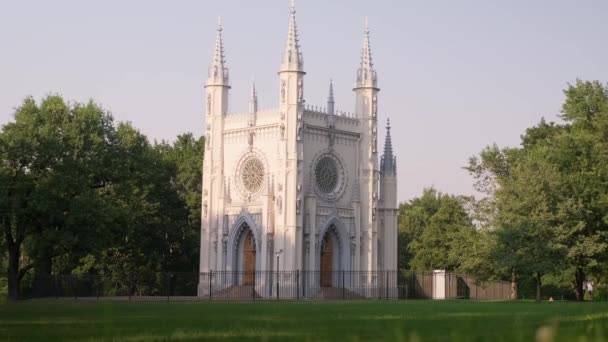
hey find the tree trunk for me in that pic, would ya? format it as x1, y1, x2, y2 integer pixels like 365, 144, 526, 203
574, 267, 585, 301
535, 272, 542, 302
7, 243, 21, 301
33, 256, 53, 297
510, 270, 518, 300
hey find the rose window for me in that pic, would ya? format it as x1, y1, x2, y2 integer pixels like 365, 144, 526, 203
315, 157, 338, 194
241, 158, 265, 193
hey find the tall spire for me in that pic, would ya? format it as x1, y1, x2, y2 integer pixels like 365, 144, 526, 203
208, 16, 229, 85
356, 17, 377, 88
381, 118, 396, 175
248, 81, 258, 114
281, 0, 303, 71
327, 79, 335, 115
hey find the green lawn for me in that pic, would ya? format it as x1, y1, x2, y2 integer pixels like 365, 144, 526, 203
1, 300, 607, 341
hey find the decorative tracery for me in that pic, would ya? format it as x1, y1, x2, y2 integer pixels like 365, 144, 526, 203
241, 158, 265, 193
315, 157, 338, 194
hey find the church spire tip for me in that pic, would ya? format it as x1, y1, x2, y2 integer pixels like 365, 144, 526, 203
281, 0, 303, 71
327, 78, 335, 115
381, 118, 396, 175
207, 16, 229, 85
249, 80, 258, 114
356, 17, 376, 88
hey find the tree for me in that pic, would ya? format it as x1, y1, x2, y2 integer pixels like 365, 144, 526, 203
493, 153, 564, 301
397, 188, 442, 270
398, 189, 481, 273
0, 96, 118, 300
467, 80, 608, 301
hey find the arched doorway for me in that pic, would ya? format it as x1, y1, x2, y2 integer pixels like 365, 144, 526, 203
242, 229, 256, 285
320, 232, 334, 287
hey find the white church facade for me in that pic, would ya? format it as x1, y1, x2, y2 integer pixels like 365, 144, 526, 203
199, 2, 398, 296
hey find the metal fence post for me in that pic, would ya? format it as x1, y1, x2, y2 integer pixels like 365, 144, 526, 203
303, 270, 306, 298
386, 271, 389, 300
276, 271, 279, 300
209, 270, 213, 301
342, 271, 345, 300
167, 273, 170, 301
297, 270, 300, 301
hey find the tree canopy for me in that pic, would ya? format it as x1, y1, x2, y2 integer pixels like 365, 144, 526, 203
1, 95, 203, 300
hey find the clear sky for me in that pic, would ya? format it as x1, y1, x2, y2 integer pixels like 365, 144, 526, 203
1, 0, 607, 202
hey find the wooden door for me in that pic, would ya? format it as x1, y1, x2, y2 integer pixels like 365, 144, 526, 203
243, 231, 256, 286
320, 234, 333, 287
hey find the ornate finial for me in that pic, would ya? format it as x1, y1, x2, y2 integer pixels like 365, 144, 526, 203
381, 117, 396, 175
207, 16, 229, 85
281, 0, 303, 71
356, 17, 376, 88
248, 80, 258, 125
327, 78, 335, 116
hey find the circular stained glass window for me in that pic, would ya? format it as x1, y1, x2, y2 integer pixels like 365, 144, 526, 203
241, 158, 265, 193
315, 157, 338, 194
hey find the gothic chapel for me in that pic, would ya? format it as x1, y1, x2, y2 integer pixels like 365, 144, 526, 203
199, 1, 398, 296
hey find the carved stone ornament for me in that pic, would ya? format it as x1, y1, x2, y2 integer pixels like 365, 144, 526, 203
280, 123, 285, 140
297, 79, 303, 103
296, 121, 302, 141
207, 94, 211, 114
372, 126, 377, 153
203, 201, 208, 217
372, 95, 378, 118
248, 130, 255, 150
281, 81, 286, 103
296, 196, 301, 214
276, 195, 282, 214
241, 158, 265, 193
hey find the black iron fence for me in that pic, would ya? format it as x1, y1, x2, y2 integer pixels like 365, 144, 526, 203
23, 270, 511, 301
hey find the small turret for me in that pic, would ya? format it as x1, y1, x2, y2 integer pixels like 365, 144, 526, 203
248, 81, 258, 126
280, 0, 303, 72
381, 118, 396, 175
327, 79, 335, 115
207, 17, 229, 86
356, 17, 377, 89
249, 82, 258, 114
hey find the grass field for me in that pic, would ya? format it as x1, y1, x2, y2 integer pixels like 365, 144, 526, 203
1, 300, 608, 341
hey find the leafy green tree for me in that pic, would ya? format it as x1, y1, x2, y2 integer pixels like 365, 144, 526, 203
467, 80, 608, 301
398, 188, 484, 274
0, 96, 118, 300
494, 153, 565, 301
408, 194, 477, 271
397, 188, 442, 270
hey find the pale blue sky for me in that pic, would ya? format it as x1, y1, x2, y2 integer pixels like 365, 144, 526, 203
1, 0, 607, 202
